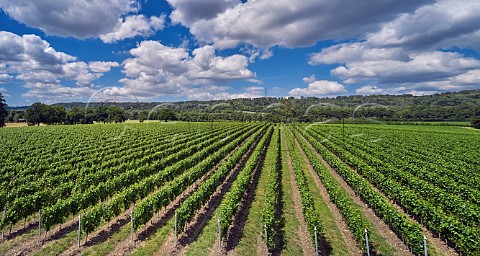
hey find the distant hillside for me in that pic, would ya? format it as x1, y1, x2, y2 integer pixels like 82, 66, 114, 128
48, 89, 479, 121
9, 89, 480, 122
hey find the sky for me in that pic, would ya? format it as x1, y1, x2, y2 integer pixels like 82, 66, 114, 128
1, 0, 480, 106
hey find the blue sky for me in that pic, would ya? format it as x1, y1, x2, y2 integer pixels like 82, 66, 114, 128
1, 0, 480, 106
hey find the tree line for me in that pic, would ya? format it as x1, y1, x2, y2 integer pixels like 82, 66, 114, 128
1, 90, 480, 128
4, 102, 177, 126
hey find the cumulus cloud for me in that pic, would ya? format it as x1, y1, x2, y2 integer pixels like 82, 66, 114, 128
308, 0, 480, 94
168, 0, 238, 26
0, 31, 118, 99
168, 0, 426, 49
330, 50, 480, 84
22, 82, 95, 100
355, 85, 384, 95
102, 41, 255, 99
100, 15, 166, 43
310, 41, 480, 90
185, 85, 265, 101
0, 0, 137, 38
0, 74, 13, 84
367, 0, 480, 51
356, 85, 441, 96
88, 62, 120, 73
302, 75, 317, 84
309, 43, 408, 65
289, 80, 346, 97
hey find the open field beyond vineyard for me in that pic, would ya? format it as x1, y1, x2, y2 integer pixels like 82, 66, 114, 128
1, 122, 479, 256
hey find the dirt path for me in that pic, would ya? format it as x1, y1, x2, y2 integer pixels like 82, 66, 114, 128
299, 129, 458, 256
289, 129, 361, 256
223, 134, 268, 253
296, 129, 422, 256
5, 213, 78, 256
60, 204, 134, 256
2, 215, 38, 241
283, 135, 317, 256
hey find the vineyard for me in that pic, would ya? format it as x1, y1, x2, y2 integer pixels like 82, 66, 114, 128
0, 122, 479, 255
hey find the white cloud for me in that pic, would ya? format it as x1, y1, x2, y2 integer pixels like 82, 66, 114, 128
451, 70, 480, 84
168, 0, 238, 26
329, 50, 480, 85
355, 85, 441, 96
0, 74, 13, 84
103, 41, 255, 99
247, 79, 263, 84
22, 83, 95, 101
309, 43, 408, 65
0, 87, 6, 93
305, 1, 480, 95
168, 0, 426, 49
100, 15, 166, 43
356, 85, 384, 95
88, 61, 120, 73
0, 0, 137, 38
289, 80, 346, 97
185, 85, 265, 101
367, 0, 480, 50
302, 75, 317, 84
0, 31, 117, 99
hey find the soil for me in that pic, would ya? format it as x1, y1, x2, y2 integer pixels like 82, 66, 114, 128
290, 129, 361, 256
5, 214, 78, 256
60, 204, 134, 256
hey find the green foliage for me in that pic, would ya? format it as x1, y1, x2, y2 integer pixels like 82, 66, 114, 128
174, 126, 265, 233
261, 128, 281, 250
298, 127, 425, 254
473, 118, 480, 129
0, 122, 259, 233
49, 89, 480, 122
107, 106, 127, 123
296, 124, 480, 255
303, 124, 480, 254
472, 109, 480, 129
132, 124, 266, 231
153, 108, 177, 121
284, 128, 323, 248
218, 127, 273, 237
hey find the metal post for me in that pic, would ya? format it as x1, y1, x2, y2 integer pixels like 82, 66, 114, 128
2, 206, 5, 240
78, 214, 81, 248
217, 219, 221, 251
424, 235, 428, 256
38, 209, 42, 241
314, 226, 319, 256
131, 209, 134, 241
264, 224, 268, 256
365, 228, 370, 256
174, 212, 177, 246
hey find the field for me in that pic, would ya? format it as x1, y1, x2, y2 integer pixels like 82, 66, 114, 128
0, 122, 479, 256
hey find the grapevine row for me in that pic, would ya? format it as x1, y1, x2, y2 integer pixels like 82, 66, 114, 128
261, 127, 281, 250
295, 127, 425, 254
218, 126, 273, 237
284, 128, 322, 247
131, 124, 268, 231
